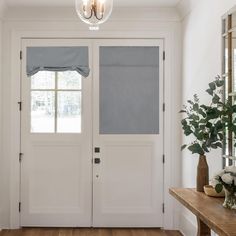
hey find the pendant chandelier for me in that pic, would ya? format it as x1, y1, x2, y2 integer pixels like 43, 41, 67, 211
75, 0, 113, 30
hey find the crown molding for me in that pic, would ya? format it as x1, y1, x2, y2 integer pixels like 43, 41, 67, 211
5, 6, 180, 22
176, 0, 202, 20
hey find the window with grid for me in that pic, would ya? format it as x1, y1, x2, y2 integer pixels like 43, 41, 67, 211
31, 71, 82, 133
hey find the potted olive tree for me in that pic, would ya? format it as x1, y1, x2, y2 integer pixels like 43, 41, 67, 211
180, 76, 236, 192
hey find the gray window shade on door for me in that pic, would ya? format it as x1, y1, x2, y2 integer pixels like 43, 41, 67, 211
27, 47, 90, 77
99, 46, 159, 134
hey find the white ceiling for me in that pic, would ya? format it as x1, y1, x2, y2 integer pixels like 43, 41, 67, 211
5, 0, 181, 7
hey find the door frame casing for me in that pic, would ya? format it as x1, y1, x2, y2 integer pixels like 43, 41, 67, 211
7, 29, 180, 230
20, 38, 165, 227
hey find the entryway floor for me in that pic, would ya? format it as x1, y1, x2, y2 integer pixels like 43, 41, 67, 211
0, 228, 182, 236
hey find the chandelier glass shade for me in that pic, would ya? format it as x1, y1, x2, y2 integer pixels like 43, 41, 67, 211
75, 0, 113, 30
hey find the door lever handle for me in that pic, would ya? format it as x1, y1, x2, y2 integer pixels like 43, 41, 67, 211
94, 158, 101, 164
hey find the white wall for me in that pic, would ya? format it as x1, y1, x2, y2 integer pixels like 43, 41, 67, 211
0, 0, 7, 230
180, 1, 236, 235
0, 6, 182, 229
0, 16, 2, 233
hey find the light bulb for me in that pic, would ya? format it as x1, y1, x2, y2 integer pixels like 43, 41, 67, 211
75, 0, 113, 30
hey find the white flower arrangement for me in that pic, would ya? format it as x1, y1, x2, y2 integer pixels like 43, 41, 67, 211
210, 165, 236, 193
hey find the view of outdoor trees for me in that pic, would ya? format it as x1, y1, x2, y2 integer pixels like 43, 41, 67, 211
31, 71, 82, 133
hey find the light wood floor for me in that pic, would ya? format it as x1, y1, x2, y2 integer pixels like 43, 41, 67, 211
0, 228, 182, 236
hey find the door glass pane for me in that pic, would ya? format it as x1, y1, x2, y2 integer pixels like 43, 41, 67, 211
31, 91, 55, 133
57, 91, 81, 133
58, 71, 82, 90
99, 46, 159, 134
31, 71, 55, 89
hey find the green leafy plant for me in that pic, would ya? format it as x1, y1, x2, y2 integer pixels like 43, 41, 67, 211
181, 76, 236, 155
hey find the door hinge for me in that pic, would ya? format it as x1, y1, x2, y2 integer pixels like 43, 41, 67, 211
20, 51, 22, 60
19, 153, 23, 162
19, 202, 21, 212
162, 203, 165, 213
163, 51, 165, 61
163, 103, 165, 112
18, 102, 22, 111
163, 154, 165, 164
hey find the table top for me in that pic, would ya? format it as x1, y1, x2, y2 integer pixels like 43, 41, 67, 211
169, 188, 236, 236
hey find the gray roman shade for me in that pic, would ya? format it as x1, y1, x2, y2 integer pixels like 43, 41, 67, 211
99, 46, 159, 134
27, 47, 90, 77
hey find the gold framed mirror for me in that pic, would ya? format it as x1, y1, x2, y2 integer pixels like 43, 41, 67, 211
222, 7, 236, 166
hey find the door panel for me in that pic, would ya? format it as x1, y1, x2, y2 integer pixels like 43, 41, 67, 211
20, 39, 92, 227
93, 39, 164, 227
29, 143, 82, 212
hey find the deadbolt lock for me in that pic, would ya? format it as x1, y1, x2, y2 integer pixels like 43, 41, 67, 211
94, 158, 101, 164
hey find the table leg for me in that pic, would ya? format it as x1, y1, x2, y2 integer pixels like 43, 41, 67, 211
197, 217, 211, 236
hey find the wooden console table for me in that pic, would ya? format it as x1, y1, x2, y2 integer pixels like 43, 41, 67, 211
169, 188, 236, 236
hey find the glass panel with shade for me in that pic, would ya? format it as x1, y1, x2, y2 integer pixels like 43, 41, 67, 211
99, 46, 160, 135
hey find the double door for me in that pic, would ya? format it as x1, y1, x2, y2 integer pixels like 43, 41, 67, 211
20, 39, 164, 227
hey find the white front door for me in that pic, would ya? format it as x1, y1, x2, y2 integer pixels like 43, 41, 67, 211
20, 39, 164, 227
92, 39, 164, 227
20, 39, 93, 227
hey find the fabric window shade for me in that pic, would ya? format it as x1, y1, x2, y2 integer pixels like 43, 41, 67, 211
27, 47, 90, 77
99, 46, 159, 134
